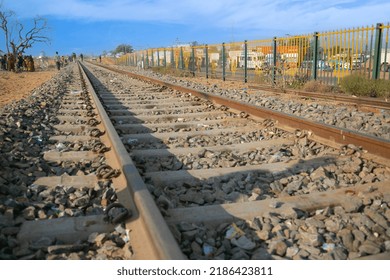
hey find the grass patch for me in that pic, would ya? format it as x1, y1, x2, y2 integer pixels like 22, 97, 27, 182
340, 74, 390, 98
152, 66, 196, 77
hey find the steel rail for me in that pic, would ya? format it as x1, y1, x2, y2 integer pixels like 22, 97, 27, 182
91, 63, 390, 162
78, 62, 185, 259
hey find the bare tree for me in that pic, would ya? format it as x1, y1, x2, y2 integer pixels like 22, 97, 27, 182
0, 3, 50, 57
0, 4, 14, 54
10, 16, 50, 55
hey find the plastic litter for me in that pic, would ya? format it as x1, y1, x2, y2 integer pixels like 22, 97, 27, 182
225, 223, 245, 240
322, 243, 335, 252
202, 243, 215, 257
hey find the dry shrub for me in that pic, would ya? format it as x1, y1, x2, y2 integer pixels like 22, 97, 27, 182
152, 66, 182, 76
303, 80, 333, 93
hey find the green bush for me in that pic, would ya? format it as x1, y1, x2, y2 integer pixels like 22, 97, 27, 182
340, 74, 390, 98
374, 79, 390, 98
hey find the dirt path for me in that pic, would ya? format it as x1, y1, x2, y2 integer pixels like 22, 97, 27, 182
0, 70, 56, 108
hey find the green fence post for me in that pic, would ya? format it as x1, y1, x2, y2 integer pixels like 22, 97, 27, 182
272, 37, 277, 85
146, 52, 149, 68
372, 23, 383, 80
157, 49, 160, 67
312, 32, 319, 80
164, 49, 167, 68
180, 47, 184, 70
205, 45, 209, 79
191, 47, 195, 74
171, 47, 174, 69
222, 42, 226, 81
244, 40, 248, 83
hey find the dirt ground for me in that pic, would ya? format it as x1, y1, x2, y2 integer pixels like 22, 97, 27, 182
0, 70, 56, 108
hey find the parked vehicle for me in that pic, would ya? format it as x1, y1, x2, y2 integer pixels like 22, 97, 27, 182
364, 49, 390, 72
239, 51, 268, 69
318, 60, 333, 71
379, 49, 390, 71
300, 60, 333, 71
381, 62, 390, 72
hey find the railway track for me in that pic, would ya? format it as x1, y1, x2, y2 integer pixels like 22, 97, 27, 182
247, 84, 390, 111
2, 62, 389, 260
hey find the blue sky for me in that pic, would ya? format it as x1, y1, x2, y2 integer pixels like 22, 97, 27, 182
0, 0, 389, 56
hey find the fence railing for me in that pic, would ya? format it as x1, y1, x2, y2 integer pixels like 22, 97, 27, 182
116, 22, 390, 87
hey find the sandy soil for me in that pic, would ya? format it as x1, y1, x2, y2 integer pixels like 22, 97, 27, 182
0, 70, 56, 108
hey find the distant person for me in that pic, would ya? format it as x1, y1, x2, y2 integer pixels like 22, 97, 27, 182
0, 54, 6, 70
55, 51, 61, 70
80, 53, 83, 61
61, 56, 66, 66
25, 55, 35, 72
7, 53, 15, 72
17, 52, 24, 72
3, 54, 8, 70
99, 55, 101, 63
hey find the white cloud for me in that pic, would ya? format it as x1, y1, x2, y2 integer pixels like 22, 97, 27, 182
3, 0, 390, 33
215, 0, 389, 33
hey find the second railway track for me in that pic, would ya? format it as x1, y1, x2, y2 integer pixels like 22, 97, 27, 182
2, 61, 389, 260
81, 62, 390, 260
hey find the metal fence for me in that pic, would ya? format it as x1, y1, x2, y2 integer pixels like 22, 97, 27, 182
116, 22, 390, 87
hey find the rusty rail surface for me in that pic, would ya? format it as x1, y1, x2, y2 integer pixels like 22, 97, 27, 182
91, 63, 390, 162
78, 62, 185, 259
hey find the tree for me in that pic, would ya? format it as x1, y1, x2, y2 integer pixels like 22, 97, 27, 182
0, 3, 50, 57
0, 4, 13, 54
190, 41, 199, 47
113, 44, 133, 54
